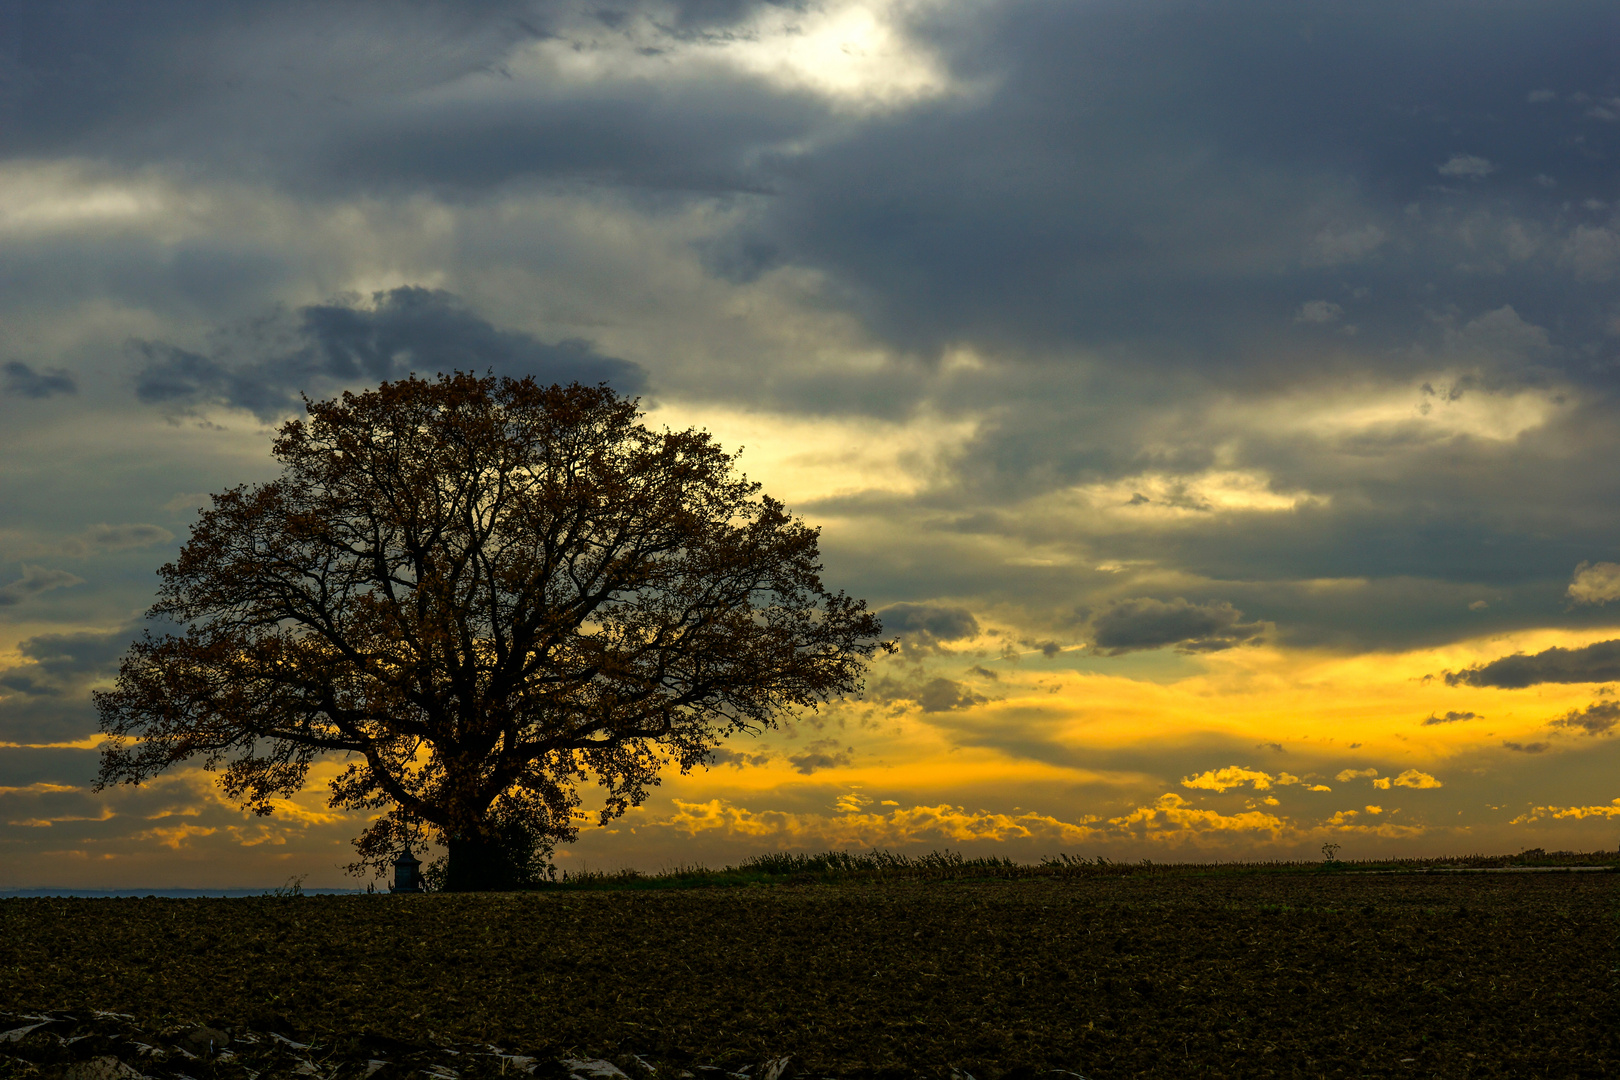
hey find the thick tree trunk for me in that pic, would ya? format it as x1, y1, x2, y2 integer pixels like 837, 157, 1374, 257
444, 832, 513, 892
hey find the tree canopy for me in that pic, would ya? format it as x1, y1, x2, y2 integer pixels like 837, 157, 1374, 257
95, 374, 887, 889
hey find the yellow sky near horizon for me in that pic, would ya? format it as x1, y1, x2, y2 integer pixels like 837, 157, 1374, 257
7, 611, 1619, 888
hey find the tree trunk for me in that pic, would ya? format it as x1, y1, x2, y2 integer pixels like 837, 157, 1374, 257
444, 832, 512, 892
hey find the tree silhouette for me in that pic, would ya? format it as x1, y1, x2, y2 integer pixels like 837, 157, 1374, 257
95, 374, 887, 890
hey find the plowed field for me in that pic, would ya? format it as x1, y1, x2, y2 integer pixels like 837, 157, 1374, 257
2, 872, 1614, 1078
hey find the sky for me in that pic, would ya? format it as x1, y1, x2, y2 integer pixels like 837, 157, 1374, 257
3, 0, 1620, 888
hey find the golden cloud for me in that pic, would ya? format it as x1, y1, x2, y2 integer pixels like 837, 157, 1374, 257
133, 824, 219, 849
1510, 798, 1620, 824
1108, 793, 1286, 839
657, 797, 1104, 846
1180, 766, 1277, 792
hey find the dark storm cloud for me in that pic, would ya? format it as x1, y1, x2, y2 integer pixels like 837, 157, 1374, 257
1445, 640, 1620, 689
2, 362, 76, 399
0, 0, 810, 196
133, 287, 643, 419
1091, 598, 1264, 656
5, 0, 1620, 662
1548, 700, 1620, 736
736, 0, 1620, 373
0, 2, 540, 160
326, 80, 819, 196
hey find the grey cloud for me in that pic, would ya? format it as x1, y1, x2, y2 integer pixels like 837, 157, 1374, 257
1446, 640, 1620, 689
0, 566, 85, 606
0, 748, 99, 789
1421, 711, 1478, 726
787, 739, 854, 775
866, 674, 988, 713
876, 603, 980, 646
51, 524, 175, 558
18, 627, 133, 680
1307, 225, 1387, 267
703, 747, 772, 769
5, 0, 1620, 674
916, 678, 987, 714
1563, 225, 1620, 282
327, 77, 819, 196
134, 287, 644, 419
1548, 700, 1620, 737
1437, 154, 1495, 180
0, 674, 61, 698
1091, 597, 1264, 656
1, 0, 812, 196
2, 362, 76, 399
0, 625, 135, 748
725, 0, 1620, 377
1569, 562, 1620, 605
0, 2, 543, 162
81, 523, 172, 552
0, 681, 100, 744
1295, 300, 1343, 324
1502, 741, 1550, 754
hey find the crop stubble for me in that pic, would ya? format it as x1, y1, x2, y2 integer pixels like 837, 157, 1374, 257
1, 872, 1614, 1078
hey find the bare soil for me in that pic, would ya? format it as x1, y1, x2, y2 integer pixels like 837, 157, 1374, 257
1, 871, 1614, 1078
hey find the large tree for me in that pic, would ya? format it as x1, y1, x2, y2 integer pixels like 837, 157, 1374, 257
95, 374, 886, 890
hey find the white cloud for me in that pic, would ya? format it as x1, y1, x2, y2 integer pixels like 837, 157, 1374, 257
1392, 769, 1442, 789
1335, 767, 1377, 782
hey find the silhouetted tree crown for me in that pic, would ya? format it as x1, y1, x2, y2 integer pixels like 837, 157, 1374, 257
95, 374, 887, 890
